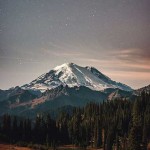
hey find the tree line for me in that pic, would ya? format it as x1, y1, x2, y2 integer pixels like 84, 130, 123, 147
0, 92, 150, 150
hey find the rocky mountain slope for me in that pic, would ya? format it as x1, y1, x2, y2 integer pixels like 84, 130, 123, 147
22, 63, 132, 92
0, 63, 136, 117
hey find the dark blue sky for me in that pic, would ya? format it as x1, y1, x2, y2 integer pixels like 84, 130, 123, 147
0, 0, 150, 89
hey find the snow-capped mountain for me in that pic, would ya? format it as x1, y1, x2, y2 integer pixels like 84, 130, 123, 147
0, 63, 138, 118
22, 63, 132, 92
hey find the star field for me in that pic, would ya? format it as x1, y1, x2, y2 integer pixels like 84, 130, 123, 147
0, 0, 150, 89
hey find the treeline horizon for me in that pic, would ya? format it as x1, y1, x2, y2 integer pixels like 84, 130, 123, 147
0, 92, 150, 150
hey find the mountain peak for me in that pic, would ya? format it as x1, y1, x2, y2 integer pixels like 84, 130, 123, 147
54, 62, 75, 70
22, 63, 132, 92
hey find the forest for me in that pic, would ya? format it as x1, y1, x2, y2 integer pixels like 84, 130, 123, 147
0, 92, 150, 150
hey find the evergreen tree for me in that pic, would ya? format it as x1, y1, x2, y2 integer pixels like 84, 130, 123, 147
128, 99, 142, 150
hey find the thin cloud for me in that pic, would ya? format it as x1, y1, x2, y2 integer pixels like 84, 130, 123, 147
41, 40, 85, 57
41, 47, 83, 57
112, 48, 150, 63
78, 48, 150, 73
0, 56, 43, 64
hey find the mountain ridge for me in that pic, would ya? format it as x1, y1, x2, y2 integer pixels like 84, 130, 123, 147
0, 62, 141, 118
22, 62, 132, 92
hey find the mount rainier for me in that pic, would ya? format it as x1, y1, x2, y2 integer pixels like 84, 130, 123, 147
22, 63, 132, 92
0, 63, 134, 118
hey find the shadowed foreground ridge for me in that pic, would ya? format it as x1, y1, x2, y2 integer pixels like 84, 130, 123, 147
0, 91, 149, 150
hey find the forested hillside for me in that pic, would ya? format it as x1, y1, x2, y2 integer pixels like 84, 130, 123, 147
0, 92, 150, 150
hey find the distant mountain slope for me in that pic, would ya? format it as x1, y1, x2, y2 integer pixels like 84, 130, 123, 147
105, 88, 135, 101
0, 85, 107, 117
22, 63, 132, 92
134, 84, 150, 94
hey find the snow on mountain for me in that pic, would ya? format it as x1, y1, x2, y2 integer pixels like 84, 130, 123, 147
22, 63, 132, 92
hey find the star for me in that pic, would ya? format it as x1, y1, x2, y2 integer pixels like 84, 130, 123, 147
66, 17, 70, 20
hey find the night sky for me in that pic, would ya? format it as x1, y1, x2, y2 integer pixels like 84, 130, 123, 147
0, 0, 150, 89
